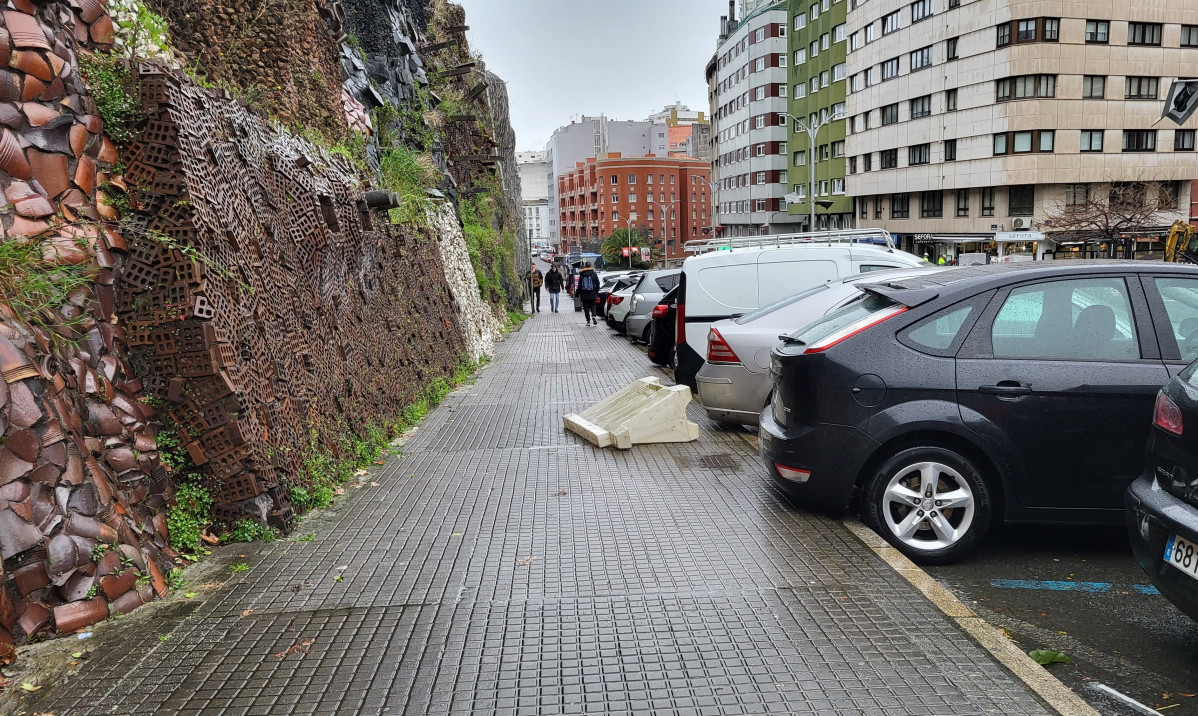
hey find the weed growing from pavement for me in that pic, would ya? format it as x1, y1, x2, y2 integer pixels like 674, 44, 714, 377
229, 563, 249, 573
225, 519, 276, 543
167, 482, 213, 553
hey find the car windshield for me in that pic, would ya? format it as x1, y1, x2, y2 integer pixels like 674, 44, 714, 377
734, 284, 831, 325
787, 291, 900, 345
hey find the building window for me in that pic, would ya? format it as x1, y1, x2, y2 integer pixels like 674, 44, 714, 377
794, 83, 807, 98
1083, 75, 1105, 99
1125, 77, 1159, 100
1177, 130, 1196, 151
909, 143, 931, 165
850, 156, 858, 174
754, 58, 766, 72
863, 153, 872, 171
793, 150, 806, 166
860, 197, 869, 219
1183, 26, 1198, 47
996, 23, 1011, 47
810, 2, 819, 20
910, 95, 932, 119
795, 48, 807, 65
820, 180, 829, 196
993, 130, 1054, 154
866, 24, 876, 43
996, 74, 1056, 101
910, 46, 933, 71
1128, 22, 1162, 46
881, 149, 898, 168
1065, 184, 1089, 205
810, 77, 819, 93
754, 28, 765, 42
949, 0, 959, 6
981, 187, 995, 216
832, 141, 845, 158
956, 189, 969, 217
891, 193, 910, 219
821, 33, 830, 50
1161, 181, 1181, 209
946, 88, 958, 111
821, 70, 830, 87
779, 84, 788, 97
947, 37, 959, 60
874, 195, 884, 218
1085, 20, 1109, 43
944, 138, 957, 161
1008, 185, 1034, 216
881, 104, 899, 126
755, 199, 766, 212
883, 10, 901, 34
832, 178, 845, 194
833, 63, 847, 81
850, 31, 862, 51
834, 23, 847, 42
1080, 130, 1104, 152
911, 0, 932, 23
1017, 19, 1037, 41
921, 191, 943, 217
882, 57, 900, 80
795, 13, 807, 30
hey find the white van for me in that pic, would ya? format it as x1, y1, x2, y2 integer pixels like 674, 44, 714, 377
673, 230, 928, 388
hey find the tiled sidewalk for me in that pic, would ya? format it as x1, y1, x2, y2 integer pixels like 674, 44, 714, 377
32, 309, 1054, 715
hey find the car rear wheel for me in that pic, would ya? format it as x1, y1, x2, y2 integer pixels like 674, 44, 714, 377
862, 446, 993, 565
641, 324, 652, 344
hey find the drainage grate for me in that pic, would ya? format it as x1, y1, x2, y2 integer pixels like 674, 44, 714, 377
674, 453, 739, 470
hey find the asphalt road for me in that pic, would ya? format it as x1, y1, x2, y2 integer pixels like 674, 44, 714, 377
928, 523, 1198, 715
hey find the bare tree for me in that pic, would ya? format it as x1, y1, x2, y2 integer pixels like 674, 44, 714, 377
1044, 181, 1177, 258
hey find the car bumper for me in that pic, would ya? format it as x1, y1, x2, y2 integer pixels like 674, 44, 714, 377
1126, 474, 1198, 621
759, 408, 878, 515
626, 313, 652, 340
696, 362, 770, 425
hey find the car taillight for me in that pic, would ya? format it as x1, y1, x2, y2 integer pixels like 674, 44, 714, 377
609, 295, 624, 305
1155, 391, 1184, 436
803, 306, 908, 354
707, 328, 741, 364
675, 302, 685, 346
652, 304, 668, 318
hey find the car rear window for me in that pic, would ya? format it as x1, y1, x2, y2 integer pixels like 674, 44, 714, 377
734, 284, 830, 325
787, 292, 899, 344
655, 274, 680, 292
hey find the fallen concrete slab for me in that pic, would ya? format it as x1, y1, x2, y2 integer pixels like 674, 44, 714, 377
563, 376, 700, 449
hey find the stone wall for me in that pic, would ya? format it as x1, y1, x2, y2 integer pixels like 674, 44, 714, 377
116, 65, 469, 528
0, 3, 176, 645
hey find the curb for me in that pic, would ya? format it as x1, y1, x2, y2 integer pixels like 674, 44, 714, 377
840, 518, 1101, 716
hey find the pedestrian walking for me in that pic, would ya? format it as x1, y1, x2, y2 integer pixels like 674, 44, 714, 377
543, 262, 564, 312
576, 262, 601, 325
527, 264, 544, 312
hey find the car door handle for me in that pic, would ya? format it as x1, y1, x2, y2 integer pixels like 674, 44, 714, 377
979, 381, 1032, 397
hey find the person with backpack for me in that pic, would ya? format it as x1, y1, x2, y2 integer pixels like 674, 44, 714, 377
526, 265, 544, 312
576, 262, 601, 325
543, 263, 564, 312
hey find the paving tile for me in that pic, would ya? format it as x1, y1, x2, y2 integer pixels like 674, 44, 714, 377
34, 312, 1053, 715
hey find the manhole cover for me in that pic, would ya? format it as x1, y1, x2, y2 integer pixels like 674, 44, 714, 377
674, 453, 739, 470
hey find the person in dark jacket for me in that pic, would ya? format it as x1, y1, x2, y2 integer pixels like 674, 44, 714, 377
576, 263, 601, 325
526, 265, 543, 312
543, 264, 564, 312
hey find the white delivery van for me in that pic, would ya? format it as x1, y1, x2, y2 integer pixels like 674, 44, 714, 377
673, 229, 928, 389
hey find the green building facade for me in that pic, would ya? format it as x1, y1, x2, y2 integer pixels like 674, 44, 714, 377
786, 0, 852, 230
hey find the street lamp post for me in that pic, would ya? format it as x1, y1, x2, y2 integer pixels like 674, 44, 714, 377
781, 109, 844, 232
650, 198, 679, 266
621, 212, 635, 269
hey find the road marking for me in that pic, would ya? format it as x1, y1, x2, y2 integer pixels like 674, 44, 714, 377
992, 579, 1111, 593
988, 579, 1162, 595
842, 519, 1101, 716
1088, 683, 1161, 716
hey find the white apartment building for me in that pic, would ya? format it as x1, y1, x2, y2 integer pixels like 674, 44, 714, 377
545, 117, 652, 248
517, 151, 549, 249
843, 0, 1198, 259
712, 0, 805, 236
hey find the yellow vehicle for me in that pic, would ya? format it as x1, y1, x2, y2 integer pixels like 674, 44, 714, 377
1165, 220, 1197, 263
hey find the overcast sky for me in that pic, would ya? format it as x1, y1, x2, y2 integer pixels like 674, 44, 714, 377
456, 0, 731, 152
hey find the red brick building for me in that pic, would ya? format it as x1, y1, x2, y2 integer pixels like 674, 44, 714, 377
557, 153, 712, 262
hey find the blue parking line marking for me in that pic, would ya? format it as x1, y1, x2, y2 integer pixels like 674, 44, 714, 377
990, 579, 1111, 592
1132, 584, 1161, 595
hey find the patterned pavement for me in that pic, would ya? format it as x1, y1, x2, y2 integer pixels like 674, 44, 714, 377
31, 308, 1055, 715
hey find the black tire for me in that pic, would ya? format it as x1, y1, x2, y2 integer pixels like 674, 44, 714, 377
640, 324, 651, 344
861, 445, 993, 565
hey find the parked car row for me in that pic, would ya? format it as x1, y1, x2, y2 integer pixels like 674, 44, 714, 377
660, 230, 1198, 620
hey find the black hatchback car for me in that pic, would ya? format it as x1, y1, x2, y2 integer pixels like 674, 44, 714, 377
760, 261, 1198, 563
1127, 362, 1198, 621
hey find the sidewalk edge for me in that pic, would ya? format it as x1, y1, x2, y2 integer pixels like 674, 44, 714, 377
840, 518, 1101, 716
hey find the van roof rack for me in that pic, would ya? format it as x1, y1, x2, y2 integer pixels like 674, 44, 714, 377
685, 229, 894, 255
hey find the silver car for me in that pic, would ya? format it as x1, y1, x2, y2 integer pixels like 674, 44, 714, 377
624, 270, 681, 342
696, 266, 943, 425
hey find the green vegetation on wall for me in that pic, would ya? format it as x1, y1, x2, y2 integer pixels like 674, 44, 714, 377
78, 51, 141, 143
461, 182, 517, 306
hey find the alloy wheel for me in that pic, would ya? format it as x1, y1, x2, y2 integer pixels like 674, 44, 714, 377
880, 461, 976, 551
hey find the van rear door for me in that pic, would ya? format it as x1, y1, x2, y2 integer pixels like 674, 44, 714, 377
756, 248, 842, 305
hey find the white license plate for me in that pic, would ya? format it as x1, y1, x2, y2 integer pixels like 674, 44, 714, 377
1165, 534, 1198, 581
